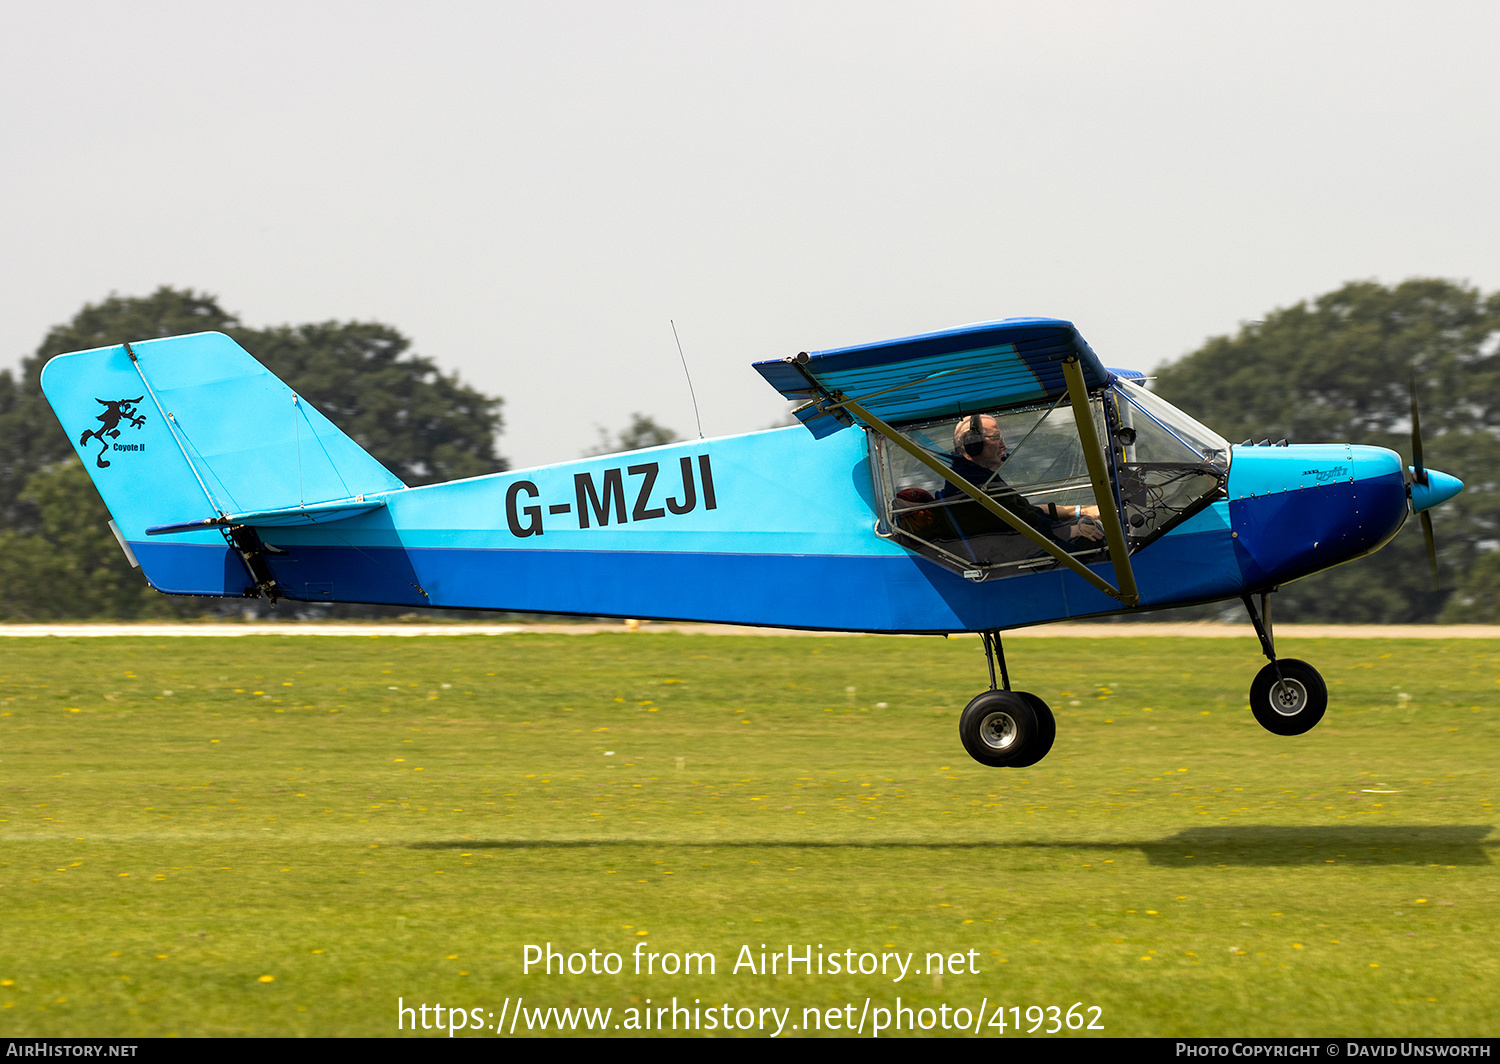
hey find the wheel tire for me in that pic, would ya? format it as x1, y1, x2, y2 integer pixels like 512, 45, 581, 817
1249, 659, 1327, 736
958, 690, 1048, 767
1008, 692, 1057, 768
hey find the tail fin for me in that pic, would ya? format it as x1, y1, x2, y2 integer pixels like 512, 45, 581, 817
41, 331, 404, 596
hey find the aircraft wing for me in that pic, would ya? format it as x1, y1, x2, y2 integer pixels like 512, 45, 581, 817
753, 317, 1111, 438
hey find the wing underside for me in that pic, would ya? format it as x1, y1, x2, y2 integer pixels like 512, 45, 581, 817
753, 317, 1112, 437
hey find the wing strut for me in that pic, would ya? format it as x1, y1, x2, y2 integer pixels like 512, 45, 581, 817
839, 396, 1129, 602
1060, 357, 1140, 607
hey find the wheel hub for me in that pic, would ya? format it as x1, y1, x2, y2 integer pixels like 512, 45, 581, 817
1271, 678, 1308, 715
979, 710, 1018, 750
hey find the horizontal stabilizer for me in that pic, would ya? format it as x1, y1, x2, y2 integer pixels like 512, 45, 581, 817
147, 497, 388, 536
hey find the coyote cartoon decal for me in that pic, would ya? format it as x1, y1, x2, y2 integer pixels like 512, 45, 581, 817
78, 397, 146, 467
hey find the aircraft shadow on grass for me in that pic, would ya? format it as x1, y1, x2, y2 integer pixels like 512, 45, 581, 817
1136, 824, 1494, 866
410, 825, 1493, 867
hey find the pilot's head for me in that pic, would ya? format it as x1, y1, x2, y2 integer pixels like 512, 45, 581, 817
954, 413, 1008, 469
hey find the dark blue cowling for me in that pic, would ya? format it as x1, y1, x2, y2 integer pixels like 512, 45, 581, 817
1226, 445, 1409, 592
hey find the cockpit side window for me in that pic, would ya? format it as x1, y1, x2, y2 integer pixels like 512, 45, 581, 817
869, 398, 1111, 579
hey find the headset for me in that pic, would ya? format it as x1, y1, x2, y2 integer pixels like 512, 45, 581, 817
960, 414, 987, 457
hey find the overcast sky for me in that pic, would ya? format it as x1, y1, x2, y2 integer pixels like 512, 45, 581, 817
4, 1, 1497, 468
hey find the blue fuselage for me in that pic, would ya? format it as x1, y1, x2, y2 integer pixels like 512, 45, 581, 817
128, 429, 1410, 633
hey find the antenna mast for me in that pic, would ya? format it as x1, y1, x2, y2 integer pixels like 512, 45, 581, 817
671, 319, 705, 439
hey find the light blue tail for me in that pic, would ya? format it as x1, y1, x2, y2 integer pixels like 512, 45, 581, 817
41, 331, 404, 596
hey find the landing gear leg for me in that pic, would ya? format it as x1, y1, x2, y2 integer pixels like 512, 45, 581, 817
958, 630, 1056, 767
980, 629, 1009, 692
1242, 592, 1327, 736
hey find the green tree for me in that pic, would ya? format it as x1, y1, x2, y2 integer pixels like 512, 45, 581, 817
1441, 550, 1500, 622
0, 461, 184, 621
0, 287, 507, 619
1153, 279, 1500, 623
242, 321, 504, 485
585, 413, 680, 456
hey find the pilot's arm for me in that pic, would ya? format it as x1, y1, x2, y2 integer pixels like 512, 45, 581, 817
992, 486, 1105, 543
1043, 502, 1100, 521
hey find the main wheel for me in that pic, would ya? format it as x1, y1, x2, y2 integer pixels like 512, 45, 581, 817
1009, 692, 1056, 768
1249, 658, 1327, 736
959, 690, 1052, 767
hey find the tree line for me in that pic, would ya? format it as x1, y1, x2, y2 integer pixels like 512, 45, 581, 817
1, 280, 1497, 622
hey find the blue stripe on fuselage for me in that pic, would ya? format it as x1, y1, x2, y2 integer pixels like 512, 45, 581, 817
128, 511, 1244, 633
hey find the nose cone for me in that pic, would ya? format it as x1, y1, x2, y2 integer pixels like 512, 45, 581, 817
1409, 468, 1463, 512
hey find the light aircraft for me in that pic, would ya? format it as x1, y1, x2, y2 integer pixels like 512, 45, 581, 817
41, 318, 1463, 768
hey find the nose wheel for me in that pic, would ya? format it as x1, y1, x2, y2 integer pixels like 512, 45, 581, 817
958, 631, 1057, 767
1249, 658, 1327, 735
1243, 593, 1327, 736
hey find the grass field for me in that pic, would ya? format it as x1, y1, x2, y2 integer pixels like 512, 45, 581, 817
0, 630, 1496, 1038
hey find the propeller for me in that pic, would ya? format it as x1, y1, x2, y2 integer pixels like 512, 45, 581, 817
1405, 372, 1464, 591
1409, 371, 1439, 588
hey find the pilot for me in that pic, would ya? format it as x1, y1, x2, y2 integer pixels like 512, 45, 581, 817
940, 414, 1105, 544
